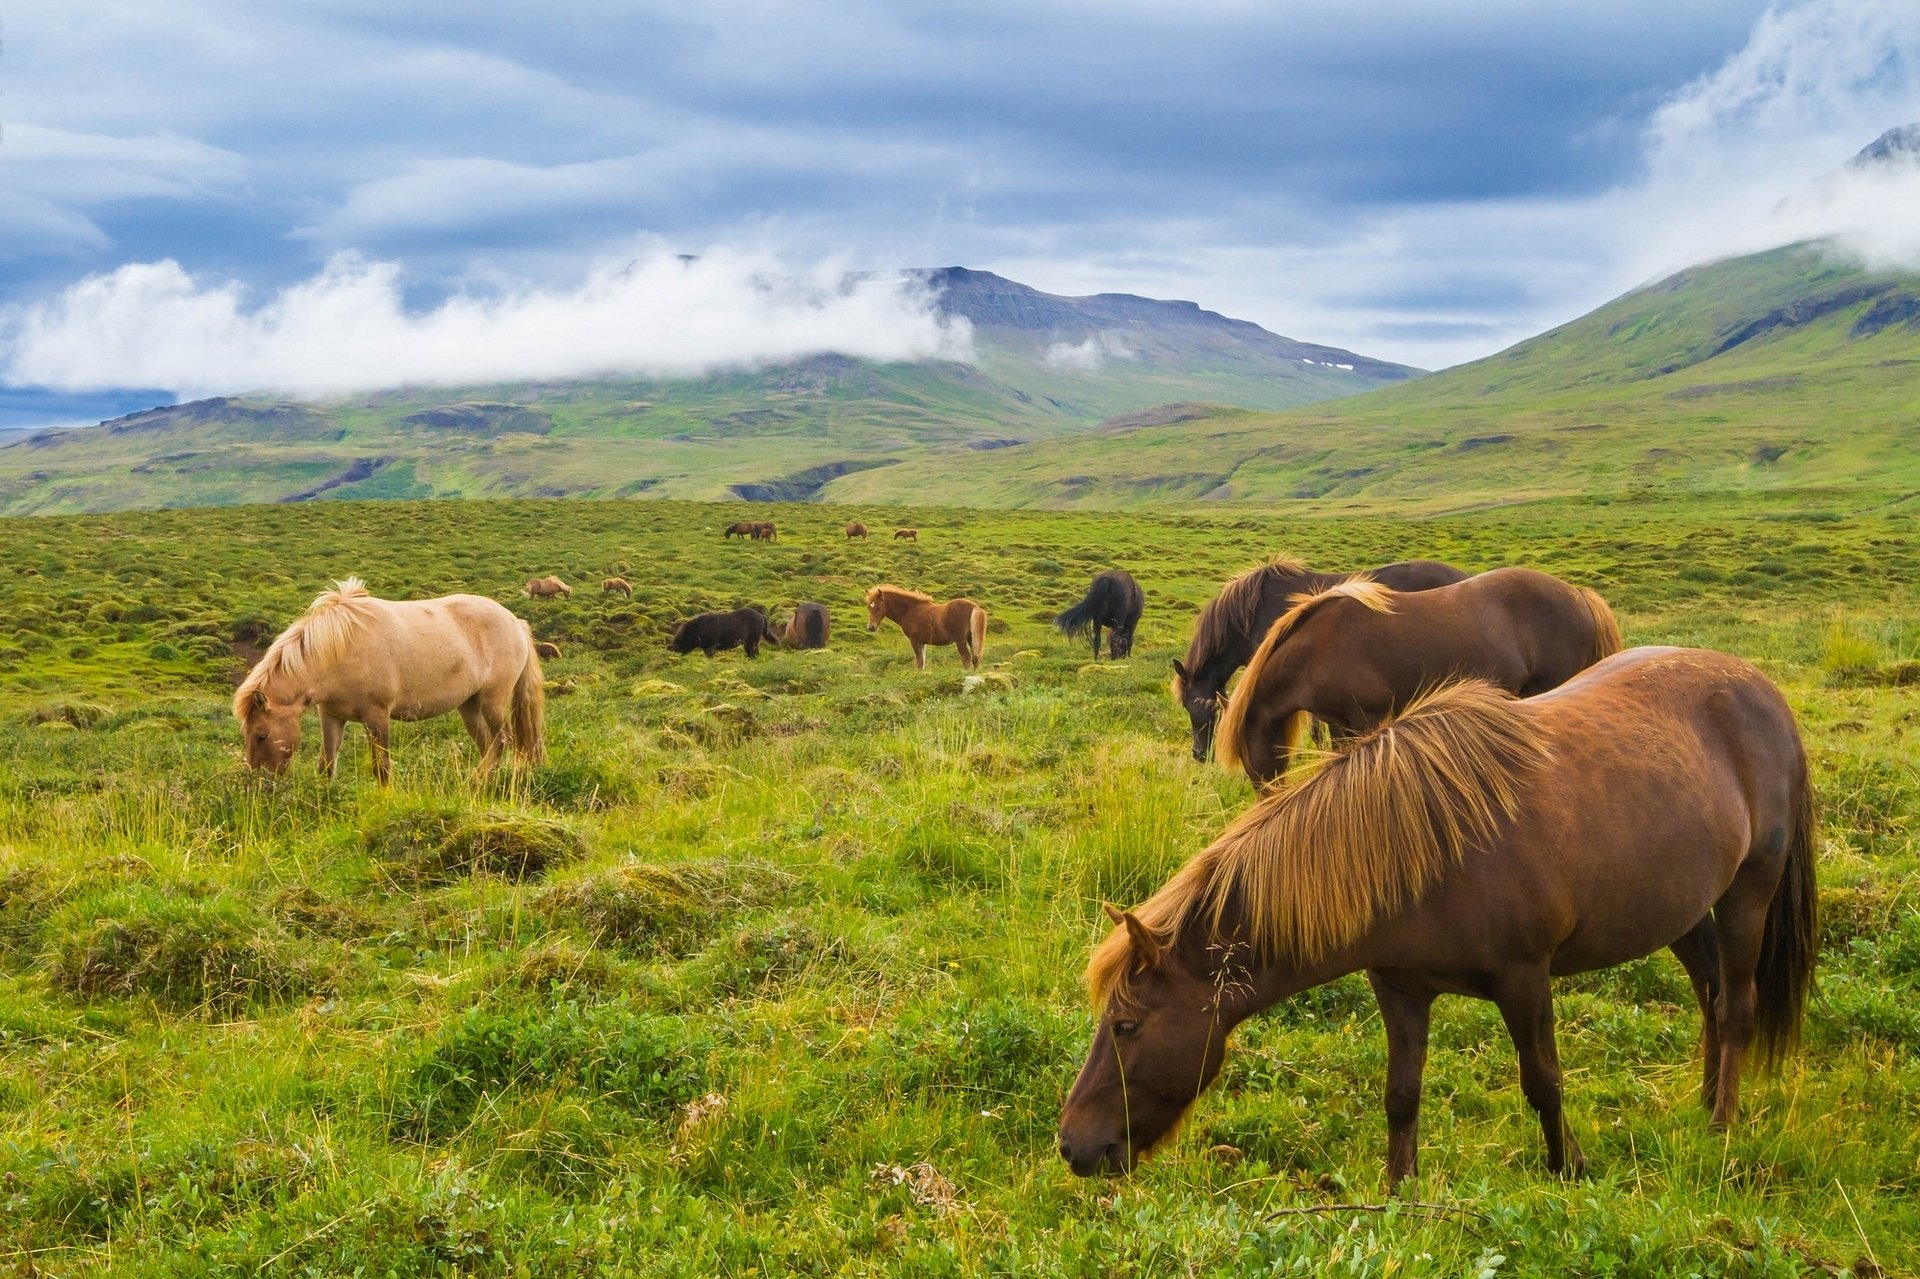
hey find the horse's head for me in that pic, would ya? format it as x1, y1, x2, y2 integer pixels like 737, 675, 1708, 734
1059, 906, 1232, 1176
1171, 659, 1220, 761
238, 688, 304, 773
1109, 627, 1136, 660
865, 592, 886, 633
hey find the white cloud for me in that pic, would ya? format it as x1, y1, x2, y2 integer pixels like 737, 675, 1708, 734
1, 248, 973, 399
1043, 331, 1135, 370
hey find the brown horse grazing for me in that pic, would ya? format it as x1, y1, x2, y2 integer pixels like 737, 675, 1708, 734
751, 521, 778, 541
1060, 648, 1816, 1186
602, 577, 633, 597
724, 522, 755, 539
845, 521, 869, 539
1172, 557, 1468, 761
1216, 567, 1622, 786
865, 585, 984, 669
894, 528, 918, 541
783, 602, 830, 649
526, 576, 572, 599
234, 578, 545, 784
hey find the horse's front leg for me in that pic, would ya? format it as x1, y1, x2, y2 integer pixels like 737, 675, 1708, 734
912, 641, 927, 670
1495, 970, 1585, 1177
318, 714, 346, 778
364, 708, 394, 785
1369, 971, 1436, 1188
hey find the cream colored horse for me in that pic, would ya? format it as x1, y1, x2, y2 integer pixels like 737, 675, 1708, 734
234, 577, 545, 783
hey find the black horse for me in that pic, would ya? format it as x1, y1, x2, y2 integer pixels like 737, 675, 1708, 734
782, 602, 830, 650
670, 606, 779, 658
1172, 558, 1468, 760
1056, 569, 1145, 659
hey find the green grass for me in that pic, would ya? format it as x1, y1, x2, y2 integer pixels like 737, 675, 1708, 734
1, 493, 1917, 1275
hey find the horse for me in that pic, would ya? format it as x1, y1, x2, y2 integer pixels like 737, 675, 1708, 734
602, 577, 633, 597
1056, 569, 1144, 659
782, 602, 830, 650
1060, 647, 1816, 1187
894, 528, 918, 541
1172, 557, 1467, 761
751, 521, 778, 542
864, 585, 984, 669
670, 606, 779, 658
526, 576, 572, 599
1216, 568, 1622, 786
846, 522, 869, 539
234, 577, 545, 784
724, 522, 754, 539
534, 641, 563, 660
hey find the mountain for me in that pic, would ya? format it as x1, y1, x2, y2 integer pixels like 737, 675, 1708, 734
823, 240, 1920, 510
0, 271, 1416, 516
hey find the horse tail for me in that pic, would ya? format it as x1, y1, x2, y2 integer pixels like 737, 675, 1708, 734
1578, 586, 1623, 663
807, 607, 827, 649
1753, 755, 1818, 1072
1054, 582, 1102, 637
512, 627, 547, 764
969, 605, 988, 668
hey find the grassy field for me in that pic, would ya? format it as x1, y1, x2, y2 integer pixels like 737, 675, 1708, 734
3, 493, 1919, 1276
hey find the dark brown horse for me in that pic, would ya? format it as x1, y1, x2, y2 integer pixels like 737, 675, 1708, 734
724, 522, 754, 539
1216, 568, 1622, 786
846, 521, 869, 539
783, 602, 829, 649
670, 606, 779, 658
1060, 648, 1816, 1186
1172, 558, 1467, 761
1056, 569, 1144, 659
865, 585, 984, 669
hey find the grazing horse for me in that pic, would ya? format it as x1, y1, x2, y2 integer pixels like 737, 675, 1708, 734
1060, 648, 1816, 1186
234, 577, 545, 784
1216, 568, 1622, 786
894, 528, 918, 541
1172, 557, 1467, 761
602, 577, 633, 597
526, 576, 572, 599
865, 585, 984, 669
783, 602, 830, 649
1056, 569, 1144, 659
750, 521, 778, 541
845, 521, 869, 539
724, 522, 755, 538
671, 606, 779, 658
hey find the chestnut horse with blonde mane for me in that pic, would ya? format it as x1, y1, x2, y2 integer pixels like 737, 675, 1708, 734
234, 578, 545, 784
865, 585, 985, 669
1061, 648, 1816, 1186
1216, 567, 1622, 786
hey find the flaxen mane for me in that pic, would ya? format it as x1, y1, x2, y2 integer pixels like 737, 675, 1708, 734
1090, 679, 1550, 1006
866, 584, 933, 607
233, 577, 380, 716
1579, 587, 1624, 665
1213, 578, 1396, 772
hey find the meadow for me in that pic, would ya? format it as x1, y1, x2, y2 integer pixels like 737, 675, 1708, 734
2, 493, 1918, 1277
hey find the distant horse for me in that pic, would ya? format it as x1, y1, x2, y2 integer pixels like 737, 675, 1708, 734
751, 521, 778, 541
526, 576, 572, 599
234, 577, 545, 784
783, 602, 830, 650
1056, 569, 1144, 659
534, 641, 563, 660
845, 521, 869, 539
724, 522, 755, 539
865, 585, 984, 669
671, 606, 779, 658
1061, 648, 1816, 1186
602, 577, 633, 597
1172, 557, 1468, 760
894, 528, 918, 541
1216, 568, 1622, 786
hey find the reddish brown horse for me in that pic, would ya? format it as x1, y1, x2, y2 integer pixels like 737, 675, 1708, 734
1172, 557, 1468, 761
1216, 567, 1622, 786
1060, 648, 1816, 1186
865, 585, 984, 669
894, 528, 918, 541
846, 521, 869, 539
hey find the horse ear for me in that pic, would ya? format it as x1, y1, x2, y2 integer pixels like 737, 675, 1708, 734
251, 689, 269, 711
1171, 658, 1188, 680
1103, 903, 1162, 968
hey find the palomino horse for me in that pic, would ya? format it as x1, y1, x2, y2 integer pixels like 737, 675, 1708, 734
845, 522, 869, 539
1061, 648, 1816, 1185
234, 577, 545, 783
1056, 569, 1144, 659
602, 577, 633, 597
526, 576, 572, 599
894, 528, 918, 541
865, 585, 985, 669
1216, 568, 1621, 786
1172, 557, 1467, 761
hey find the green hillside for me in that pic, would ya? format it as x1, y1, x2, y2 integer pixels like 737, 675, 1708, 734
825, 244, 1920, 509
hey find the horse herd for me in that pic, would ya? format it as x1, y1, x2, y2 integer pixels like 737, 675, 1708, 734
231, 550, 1818, 1189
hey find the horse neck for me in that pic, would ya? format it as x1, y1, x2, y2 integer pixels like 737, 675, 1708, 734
1181, 909, 1364, 1029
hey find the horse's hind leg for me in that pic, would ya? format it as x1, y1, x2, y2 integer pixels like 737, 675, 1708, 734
1495, 971, 1585, 1178
1707, 864, 1778, 1128
1368, 971, 1436, 1188
460, 697, 506, 772
1669, 916, 1723, 1112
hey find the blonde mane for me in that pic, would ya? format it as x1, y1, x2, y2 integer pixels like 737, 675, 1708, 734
1172, 558, 1309, 703
865, 584, 933, 606
1214, 577, 1395, 771
233, 577, 380, 715
1090, 680, 1550, 1006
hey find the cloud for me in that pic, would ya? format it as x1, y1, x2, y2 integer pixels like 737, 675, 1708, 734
1, 248, 973, 399
1043, 332, 1135, 370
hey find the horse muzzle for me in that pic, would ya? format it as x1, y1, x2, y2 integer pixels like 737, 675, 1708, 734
866, 621, 878, 633
1058, 1133, 1132, 1177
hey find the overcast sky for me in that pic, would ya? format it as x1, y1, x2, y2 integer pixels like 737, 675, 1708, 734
2, 0, 1918, 424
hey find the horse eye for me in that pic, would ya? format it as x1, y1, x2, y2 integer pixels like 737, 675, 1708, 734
254, 732, 268, 742
1112, 1019, 1140, 1038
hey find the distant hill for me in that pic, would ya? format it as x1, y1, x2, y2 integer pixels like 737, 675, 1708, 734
824, 241, 1920, 509
0, 271, 1415, 516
